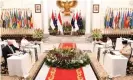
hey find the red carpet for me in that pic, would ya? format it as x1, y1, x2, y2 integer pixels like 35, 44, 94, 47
58, 42, 77, 49
45, 43, 85, 80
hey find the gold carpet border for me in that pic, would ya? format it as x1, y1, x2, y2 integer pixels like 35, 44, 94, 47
59, 43, 63, 48
73, 43, 76, 48
48, 68, 56, 80
76, 68, 84, 80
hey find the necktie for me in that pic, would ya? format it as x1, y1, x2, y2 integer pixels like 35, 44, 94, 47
8, 45, 14, 54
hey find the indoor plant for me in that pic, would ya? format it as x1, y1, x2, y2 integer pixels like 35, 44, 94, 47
92, 29, 102, 41
33, 28, 44, 41
63, 21, 71, 35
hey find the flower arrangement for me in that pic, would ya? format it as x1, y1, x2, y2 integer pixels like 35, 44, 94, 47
77, 29, 85, 35
33, 28, 44, 39
63, 21, 72, 35
91, 29, 102, 40
44, 48, 90, 69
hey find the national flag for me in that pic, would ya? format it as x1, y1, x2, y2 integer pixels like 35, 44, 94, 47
24, 10, 28, 28
127, 10, 130, 17
104, 13, 107, 28
118, 11, 120, 20
73, 12, 79, 31
129, 11, 132, 29
114, 12, 118, 29
26, 10, 29, 28
1, 11, 3, 20
9, 10, 12, 28
77, 12, 83, 30
57, 12, 63, 34
53, 13, 58, 30
58, 12, 62, 25
21, 11, 24, 28
30, 12, 33, 28
131, 11, 133, 29
76, 11, 78, 20
7, 10, 11, 28
12, 9, 17, 28
109, 10, 114, 28
18, 10, 22, 28
124, 12, 128, 28
71, 14, 75, 29
106, 12, 110, 28
50, 10, 55, 30
119, 12, 122, 29
121, 13, 124, 29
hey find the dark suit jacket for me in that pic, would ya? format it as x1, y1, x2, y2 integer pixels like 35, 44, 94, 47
2, 44, 20, 58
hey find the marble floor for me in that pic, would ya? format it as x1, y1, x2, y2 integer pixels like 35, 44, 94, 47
35, 35, 97, 80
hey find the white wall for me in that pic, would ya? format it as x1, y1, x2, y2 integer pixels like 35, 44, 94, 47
93, 0, 133, 30
47, 0, 87, 25
0, 0, 43, 29
0, 0, 92, 34
44, 0, 91, 34
1, 0, 133, 34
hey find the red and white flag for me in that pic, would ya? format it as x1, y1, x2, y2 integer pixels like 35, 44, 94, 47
50, 10, 55, 30
74, 11, 79, 31
57, 12, 63, 34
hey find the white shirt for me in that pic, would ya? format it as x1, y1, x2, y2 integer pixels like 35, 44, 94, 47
121, 44, 131, 58
106, 39, 112, 48
21, 39, 30, 47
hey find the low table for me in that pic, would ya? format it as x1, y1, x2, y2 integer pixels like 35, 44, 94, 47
7, 53, 32, 78
100, 50, 128, 78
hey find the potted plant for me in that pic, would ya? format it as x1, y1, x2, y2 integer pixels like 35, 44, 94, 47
77, 29, 85, 35
32, 28, 44, 41
63, 21, 71, 35
92, 29, 102, 41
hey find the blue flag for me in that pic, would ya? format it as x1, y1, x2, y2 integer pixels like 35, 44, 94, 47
71, 17, 75, 28
104, 15, 107, 28
109, 11, 114, 28
53, 17, 58, 30
131, 11, 133, 29
77, 16, 83, 29
121, 13, 124, 29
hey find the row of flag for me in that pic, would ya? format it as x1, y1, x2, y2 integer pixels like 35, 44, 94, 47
104, 8, 133, 29
1, 9, 33, 29
50, 10, 84, 33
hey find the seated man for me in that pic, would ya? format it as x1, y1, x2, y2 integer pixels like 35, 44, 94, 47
2, 41, 20, 68
120, 40, 131, 58
106, 37, 112, 48
21, 36, 30, 47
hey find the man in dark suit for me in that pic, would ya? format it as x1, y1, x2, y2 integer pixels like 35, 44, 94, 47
2, 41, 20, 68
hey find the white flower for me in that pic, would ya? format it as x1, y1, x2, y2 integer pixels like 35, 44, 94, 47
71, 60, 75, 63
48, 59, 51, 61
80, 60, 83, 63
52, 60, 55, 62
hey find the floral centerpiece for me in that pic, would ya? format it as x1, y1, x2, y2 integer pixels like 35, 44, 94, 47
91, 29, 102, 40
32, 28, 44, 40
63, 21, 72, 35
44, 48, 90, 69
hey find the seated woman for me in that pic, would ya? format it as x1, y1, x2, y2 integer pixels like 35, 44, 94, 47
120, 40, 131, 58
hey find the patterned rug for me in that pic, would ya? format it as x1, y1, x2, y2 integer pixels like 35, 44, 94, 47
126, 57, 133, 75
0, 61, 9, 75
